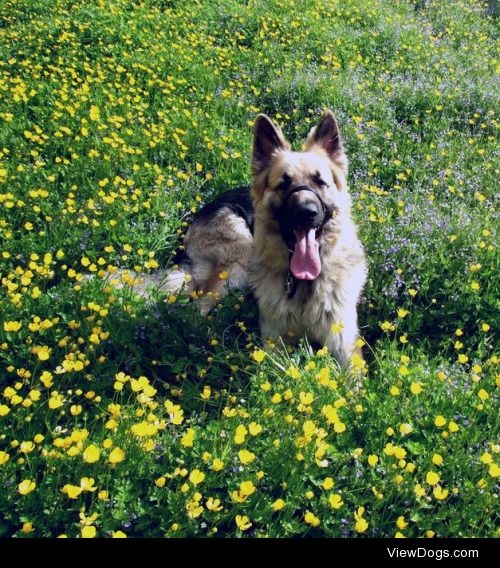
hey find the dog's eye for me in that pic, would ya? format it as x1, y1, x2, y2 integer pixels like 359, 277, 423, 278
276, 174, 291, 191
314, 175, 327, 187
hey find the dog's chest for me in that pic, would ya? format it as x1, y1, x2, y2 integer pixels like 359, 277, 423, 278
254, 267, 343, 326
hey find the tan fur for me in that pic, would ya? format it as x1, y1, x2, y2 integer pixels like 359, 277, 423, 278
249, 111, 367, 366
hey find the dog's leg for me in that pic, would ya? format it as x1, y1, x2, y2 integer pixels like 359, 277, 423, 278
195, 261, 249, 315
227, 261, 249, 290
259, 313, 294, 352
323, 305, 361, 367
259, 317, 282, 341
157, 265, 193, 295
196, 269, 227, 315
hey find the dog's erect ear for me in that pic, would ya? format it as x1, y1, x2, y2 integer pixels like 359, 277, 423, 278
252, 114, 288, 176
306, 110, 344, 161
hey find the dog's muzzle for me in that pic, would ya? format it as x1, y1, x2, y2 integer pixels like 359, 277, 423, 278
275, 185, 335, 290
276, 185, 334, 250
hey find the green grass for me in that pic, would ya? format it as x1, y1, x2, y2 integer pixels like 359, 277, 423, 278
0, 0, 498, 537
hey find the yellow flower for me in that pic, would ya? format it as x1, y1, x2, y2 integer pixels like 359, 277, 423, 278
433, 486, 449, 500
272, 498, 285, 511
21, 522, 35, 534
399, 423, 413, 435
155, 477, 166, 488
181, 428, 195, 447
164, 400, 184, 425
354, 507, 368, 533
478, 389, 489, 401
239, 480, 256, 496
40, 371, 53, 388
83, 444, 100, 464
189, 469, 206, 485
304, 511, 320, 527
212, 458, 224, 471
410, 382, 423, 395
299, 391, 314, 406
234, 424, 247, 445
432, 454, 443, 466
18, 479, 36, 495
448, 421, 459, 433
79, 512, 98, 526
48, 393, 64, 410
20, 441, 35, 454
368, 454, 379, 467
480, 452, 492, 464
435, 415, 446, 427
414, 483, 426, 497
81, 525, 97, 538
235, 515, 252, 531
426, 471, 440, 485
89, 105, 100, 121
393, 446, 407, 460
329, 494, 343, 509
131, 421, 158, 437
4, 321, 22, 332
380, 321, 394, 332
334, 421, 346, 433
206, 498, 223, 511
0, 451, 10, 465
62, 484, 82, 499
249, 422, 263, 436
112, 531, 127, 538
489, 464, 500, 478
396, 516, 408, 530
80, 477, 97, 492
252, 349, 266, 363
322, 477, 334, 490
35, 346, 51, 361
238, 449, 256, 465
286, 366, 301, 378
108, 447, 125, 464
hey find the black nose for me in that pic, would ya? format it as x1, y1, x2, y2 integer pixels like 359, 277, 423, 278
293, 202, 320, 227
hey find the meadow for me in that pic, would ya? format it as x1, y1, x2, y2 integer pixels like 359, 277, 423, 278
0, 0, 498, 538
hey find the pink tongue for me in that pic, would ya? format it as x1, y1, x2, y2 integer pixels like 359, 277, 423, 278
290, 228, 321, 280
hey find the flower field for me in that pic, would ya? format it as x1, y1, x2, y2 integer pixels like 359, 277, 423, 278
0, 0, 498, 538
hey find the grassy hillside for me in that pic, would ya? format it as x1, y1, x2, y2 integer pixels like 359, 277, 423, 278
0, 0, 498, 537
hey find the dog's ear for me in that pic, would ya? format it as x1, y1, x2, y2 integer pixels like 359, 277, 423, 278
252, 114, 289, 176
306, 110, 346, 167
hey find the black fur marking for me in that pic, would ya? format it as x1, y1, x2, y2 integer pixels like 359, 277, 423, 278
194, 186, 254, 234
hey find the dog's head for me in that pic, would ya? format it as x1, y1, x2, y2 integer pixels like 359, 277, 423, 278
251, 111, 350, 280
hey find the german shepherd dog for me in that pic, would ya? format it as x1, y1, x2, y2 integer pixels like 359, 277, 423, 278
105, 111, 367, 367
